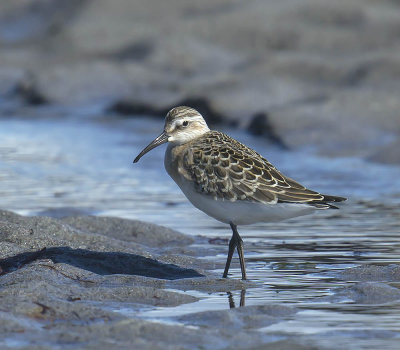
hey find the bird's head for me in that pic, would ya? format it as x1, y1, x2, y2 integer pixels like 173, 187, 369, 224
133, 106, 210, 163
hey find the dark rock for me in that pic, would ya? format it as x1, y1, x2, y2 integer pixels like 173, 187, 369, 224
108, 96, 225, 125
111, 40, 155, 62
247, 112, 288, 149
14, 74, 48, 105
108, 100, 166, 118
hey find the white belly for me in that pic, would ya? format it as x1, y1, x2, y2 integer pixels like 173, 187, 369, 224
179, 179, 315, 225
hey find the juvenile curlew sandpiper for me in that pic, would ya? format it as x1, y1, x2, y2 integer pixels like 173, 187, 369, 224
134, 106, 346, 280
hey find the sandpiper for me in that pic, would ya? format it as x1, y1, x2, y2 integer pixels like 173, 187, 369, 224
134, 106, 346, 280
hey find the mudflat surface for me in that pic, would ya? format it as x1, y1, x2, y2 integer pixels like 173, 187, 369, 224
0, 210, 292, 350
1, 209, 400, 350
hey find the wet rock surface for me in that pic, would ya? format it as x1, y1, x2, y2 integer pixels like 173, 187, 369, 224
1, 0, 400, 162
326, 282, 400, 304
338, 264, 400, 283
0, 210, 293, 349
1, 210, 400, 349
319, 265, 400, 304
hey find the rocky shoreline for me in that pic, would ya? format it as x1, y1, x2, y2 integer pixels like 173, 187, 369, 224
1, 0, 400, 163
1, 210, 400, 349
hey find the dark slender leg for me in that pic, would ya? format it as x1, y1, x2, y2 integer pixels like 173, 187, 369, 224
222, 223, 247, 280
222, 231, 236, 278
231, 223, 247, 280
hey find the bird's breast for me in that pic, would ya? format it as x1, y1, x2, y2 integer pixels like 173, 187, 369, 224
164, 143, 189, 184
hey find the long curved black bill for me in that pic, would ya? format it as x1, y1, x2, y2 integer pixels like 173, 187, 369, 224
133, 131, 169, 163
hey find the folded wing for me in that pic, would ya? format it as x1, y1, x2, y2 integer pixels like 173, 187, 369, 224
183, 131, 346, 208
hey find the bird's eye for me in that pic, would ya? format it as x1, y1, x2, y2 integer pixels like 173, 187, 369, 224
182, 121, 189, 127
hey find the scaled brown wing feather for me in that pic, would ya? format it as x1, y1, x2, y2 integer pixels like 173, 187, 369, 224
183, 131, 341, 206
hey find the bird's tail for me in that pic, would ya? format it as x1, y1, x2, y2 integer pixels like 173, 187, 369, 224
322, 194, 347, 203
315, 194, 347, 209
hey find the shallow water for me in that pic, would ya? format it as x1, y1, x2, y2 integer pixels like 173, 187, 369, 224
1, 110, 400, 348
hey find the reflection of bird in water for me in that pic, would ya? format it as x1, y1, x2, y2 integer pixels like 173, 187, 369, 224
228, 290, 246, 308
134, 106, 346, 280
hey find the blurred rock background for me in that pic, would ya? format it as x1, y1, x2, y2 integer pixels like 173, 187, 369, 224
1, 0, 399, 162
